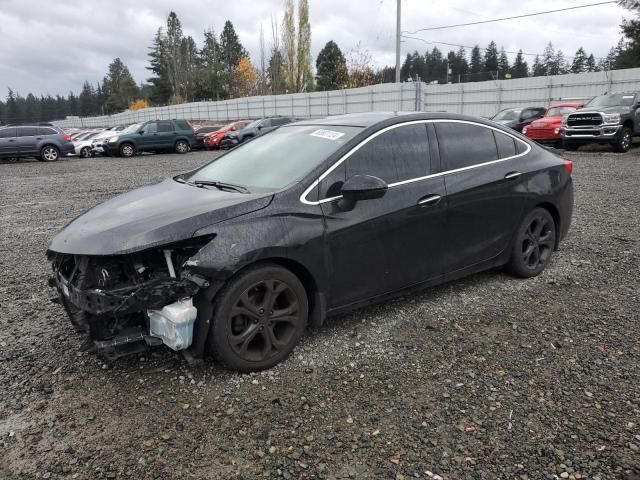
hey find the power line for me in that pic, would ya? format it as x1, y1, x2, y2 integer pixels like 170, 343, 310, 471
403, 1, 617, 34
401, 34, 607, 61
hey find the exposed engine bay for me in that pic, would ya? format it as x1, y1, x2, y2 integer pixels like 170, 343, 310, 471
48, 242, 211, 360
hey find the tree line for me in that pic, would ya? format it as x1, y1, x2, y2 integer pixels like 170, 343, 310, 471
1, 1, 639, 125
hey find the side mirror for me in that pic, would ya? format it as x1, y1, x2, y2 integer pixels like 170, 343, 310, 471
257, 125, 263, 130
341, 175, 388, 202
138, 130, 144, 135
231, 126, 236, 131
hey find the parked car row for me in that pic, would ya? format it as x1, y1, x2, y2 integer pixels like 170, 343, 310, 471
490, 91, 639, 152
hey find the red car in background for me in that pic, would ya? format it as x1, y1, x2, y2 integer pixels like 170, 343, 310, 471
203, 120, 251, 149
523, 102, 584, 146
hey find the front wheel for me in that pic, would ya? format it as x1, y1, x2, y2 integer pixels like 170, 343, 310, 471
206, 264, 308, 372
40, 145, 60, 162
611, 127, 632, 153
507, 208, 557, 278
175, 139, 190, 154
80, 146, 92, 158
119, 143, 135, 158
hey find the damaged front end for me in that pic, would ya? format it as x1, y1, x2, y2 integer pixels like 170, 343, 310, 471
48, 240, 211, 360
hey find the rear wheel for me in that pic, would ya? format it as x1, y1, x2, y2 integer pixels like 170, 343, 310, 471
175, 139, 190, 154
206, 264, 308, 372
40, 145, 60, 162
119, 143, 135, 158
611, 126, 632, 153
507, 208, 557, 278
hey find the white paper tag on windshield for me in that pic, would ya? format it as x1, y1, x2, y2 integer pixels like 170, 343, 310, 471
310, 129, 345, 140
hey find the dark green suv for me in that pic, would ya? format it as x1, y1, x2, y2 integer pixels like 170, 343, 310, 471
103, 119, 195, 157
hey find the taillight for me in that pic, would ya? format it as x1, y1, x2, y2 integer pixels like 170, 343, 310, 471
564, 159, 573, 175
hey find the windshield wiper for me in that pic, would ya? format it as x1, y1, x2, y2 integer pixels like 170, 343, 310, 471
189, 179, 249, 193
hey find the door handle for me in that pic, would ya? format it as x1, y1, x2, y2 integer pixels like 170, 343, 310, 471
417, 194, 442, 207
504, 171, 522, 180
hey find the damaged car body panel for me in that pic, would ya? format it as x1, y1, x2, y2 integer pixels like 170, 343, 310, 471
48, 112, 574, 370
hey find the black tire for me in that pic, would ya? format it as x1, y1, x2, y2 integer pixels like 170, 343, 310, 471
206, 264, 308, 372
611, 126, 632, 153
507, 208, 557, 278
562, 141, 579, 151
175, 139, 190, 154
40, 145, 60, 162
119, 142, 135, 158
80, 146, 92, 158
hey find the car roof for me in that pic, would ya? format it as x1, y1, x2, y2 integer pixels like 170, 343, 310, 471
292, 111, 505, 128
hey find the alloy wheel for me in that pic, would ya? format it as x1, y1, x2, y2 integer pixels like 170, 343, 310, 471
228, 279, 301, 363
42, 147, 59, 161
621, 131, 632, 150
121, 144, 134, 157
80, 147, 91, 158
521, 215, 554, 269
176, 141, 189, 153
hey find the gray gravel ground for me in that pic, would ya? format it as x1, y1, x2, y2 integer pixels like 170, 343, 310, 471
1, 146, 639, 480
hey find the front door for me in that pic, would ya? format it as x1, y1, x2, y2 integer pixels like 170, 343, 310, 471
320, 122, 447, 308
16, 126, 39, 155
138, 121, 159, 150
434, 120, 527, 274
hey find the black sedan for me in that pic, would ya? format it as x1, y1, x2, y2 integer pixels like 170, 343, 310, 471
48, 112, 573, 371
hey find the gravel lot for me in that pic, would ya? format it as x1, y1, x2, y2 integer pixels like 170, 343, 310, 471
1, 146, 639, 480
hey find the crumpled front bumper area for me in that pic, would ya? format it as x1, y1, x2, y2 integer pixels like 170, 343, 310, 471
48, 251, 207, 360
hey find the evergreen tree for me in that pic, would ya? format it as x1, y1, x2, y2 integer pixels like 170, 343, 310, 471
541, 43, 555, 75
6, 89, 19, 123
497, 47, 510, 77
571, 47, 588, 73
483, 41, 499, 74
220, 21, 247, 75
617, 14, 640, 68
78, 81, 94, 116
532, 55, 545, 76
553, 50, 568, 74
469, 45, 483, 79
315, 40, 348, 90
197, 29, 226, 100
146, 28, 172, 104
103, 58, 139, 113
511, 50, 529, 78
585, 53, 598, 72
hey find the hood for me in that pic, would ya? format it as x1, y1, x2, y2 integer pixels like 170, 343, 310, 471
494, 119, 517, 126
530, 117, 562, 128
575, 105, 631, 115
49, 178, 273, 256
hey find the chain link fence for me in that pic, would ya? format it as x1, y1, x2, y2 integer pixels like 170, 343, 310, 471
52, 68, 640, 128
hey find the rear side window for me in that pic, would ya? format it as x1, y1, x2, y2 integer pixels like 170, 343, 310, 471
17, 127, 38, 137
174, 120, 192, 130
346, 123, 430, 184
435, 122, 498, 170
158, 120, 174, 132
38, 127, 57, 135
0, 128, 16, 138
493, 130, 517, 158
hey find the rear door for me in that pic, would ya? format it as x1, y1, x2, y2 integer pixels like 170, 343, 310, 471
320, 122, 447, 308
16, 126, 39, 155
157, 120, 176, 148
434, 120, 528, 274
0, 128, 18, 156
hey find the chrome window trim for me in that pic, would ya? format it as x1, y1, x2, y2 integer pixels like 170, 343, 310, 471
299, 119, 531, 206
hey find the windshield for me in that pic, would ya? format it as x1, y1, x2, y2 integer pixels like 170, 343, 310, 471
188, 125, 362, 191
244, 119, 263, 130
546, 106, 578, 117
121, 123, 143, 134
586, 94, 636, 108
493, 109, 521, 121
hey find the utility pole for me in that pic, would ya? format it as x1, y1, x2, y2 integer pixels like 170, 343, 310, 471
395, 0, 401, 83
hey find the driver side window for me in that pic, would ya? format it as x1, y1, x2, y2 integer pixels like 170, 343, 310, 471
145, 122, 158, 134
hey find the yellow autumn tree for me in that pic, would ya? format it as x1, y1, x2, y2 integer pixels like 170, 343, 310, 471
229, 56, 258, 98
129, 99, 150, 110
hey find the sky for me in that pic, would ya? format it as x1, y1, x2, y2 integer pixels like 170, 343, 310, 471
0, 0, 633, 97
